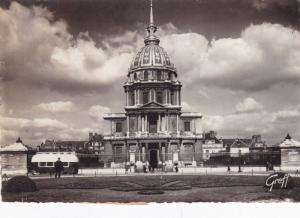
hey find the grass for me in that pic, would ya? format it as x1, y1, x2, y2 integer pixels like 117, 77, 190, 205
2, 174, 300, 203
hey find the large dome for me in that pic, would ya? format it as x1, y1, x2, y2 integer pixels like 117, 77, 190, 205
128, 0, 176, 74
129, 44, 175, 72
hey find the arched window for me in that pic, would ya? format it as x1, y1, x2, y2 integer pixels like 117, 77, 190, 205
134, 73, 137, 81
144, 71, 148, 80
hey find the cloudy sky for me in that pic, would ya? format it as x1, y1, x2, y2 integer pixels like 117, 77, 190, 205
0, 0, 300, 146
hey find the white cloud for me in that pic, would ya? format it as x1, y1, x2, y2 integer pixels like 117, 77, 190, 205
88, 105, 111, 122
235, 97, 264, 113
202, 107, 300, 143
0, 116, 93, 145
161, 23, 300, 91
181, 101, 195, 112
36, 101, 74, 113
0, 2, 136, 92
274, 110, 300, 123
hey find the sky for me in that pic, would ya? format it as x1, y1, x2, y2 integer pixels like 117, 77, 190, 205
0, 0, 300, 146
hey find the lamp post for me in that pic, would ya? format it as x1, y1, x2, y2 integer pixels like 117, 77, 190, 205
238, 149, 242, 173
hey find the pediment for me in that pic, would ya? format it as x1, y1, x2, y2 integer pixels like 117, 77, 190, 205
140, 101, 165, 108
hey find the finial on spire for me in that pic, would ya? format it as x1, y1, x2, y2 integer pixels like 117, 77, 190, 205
150, 0, 154, 26
145, 0, 160, 45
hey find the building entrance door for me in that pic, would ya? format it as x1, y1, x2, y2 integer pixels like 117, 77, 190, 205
149, 149, 158, 170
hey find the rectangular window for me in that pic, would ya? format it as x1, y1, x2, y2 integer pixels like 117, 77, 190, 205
46, 162, 53, 167
157, 71, 162, 80
39, 162, 46, 167
144, 71, 148, 80
116, 122, 122, 132
184, 121, 191, 131
156, 91, 163, 104
130, 92, 135, 105
143, 92, 149, 104
171, 91, 174, 105
63, 162, 69, 167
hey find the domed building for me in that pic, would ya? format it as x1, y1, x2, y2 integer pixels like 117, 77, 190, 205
102, 1, 203, 170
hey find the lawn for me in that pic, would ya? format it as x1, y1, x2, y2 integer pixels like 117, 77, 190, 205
2, 174, 300, 203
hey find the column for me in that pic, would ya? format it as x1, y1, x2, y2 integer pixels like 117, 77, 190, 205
145, 114, 148, 132
138, 114, 141, 133
141, 116, 144, 132
162, 145, 165, 162
158, 113, 161, 132
176, 114, 179, 135
138, 143, 141, 161
126, 91, 128, 106
179, 91, 181, 106
166, 89, 169, 104
142, 145, 145, 162
137, 89, 140, 105
150, 89, 152, 101
127, 117, 129, 137
110, 120, 113, 135
134, 89, 137, 105
167, 141, 171, 161
166, 114, 169, 132
161, 115, 165, 132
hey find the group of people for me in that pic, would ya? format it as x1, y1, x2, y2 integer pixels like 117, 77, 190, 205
124, 161, 179, 173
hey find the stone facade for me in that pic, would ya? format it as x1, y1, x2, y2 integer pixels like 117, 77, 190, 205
0, 140, 28, 176
101, 1, 203, 169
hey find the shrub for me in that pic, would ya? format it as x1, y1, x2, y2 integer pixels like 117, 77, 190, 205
3, 176, 37, 193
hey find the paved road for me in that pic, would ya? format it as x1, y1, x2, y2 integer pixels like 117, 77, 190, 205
25, 166, 300, 180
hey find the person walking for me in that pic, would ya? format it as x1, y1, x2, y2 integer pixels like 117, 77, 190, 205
54, 157, 64, 179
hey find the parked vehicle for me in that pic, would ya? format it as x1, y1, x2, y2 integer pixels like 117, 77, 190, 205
30, 151, 79, 174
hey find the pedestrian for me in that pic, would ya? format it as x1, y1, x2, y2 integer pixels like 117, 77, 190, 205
266, 162, 269, 172
54, 157, 64, 179
175, 165, 178, 173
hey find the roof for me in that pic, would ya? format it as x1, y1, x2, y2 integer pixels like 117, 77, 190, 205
55, 141, 87, 147
222, 138, 252, 148
0, 142, 28, 152
203, 133, 222, 144
181, 112, 202, 118
103, 113, 126, 120
279, 139, 300, 148
31, 152, 79, 163
129, 44, 175, 72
